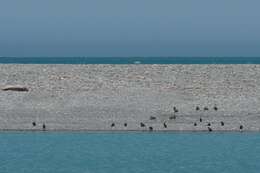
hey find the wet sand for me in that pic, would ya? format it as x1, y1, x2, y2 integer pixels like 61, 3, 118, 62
1, 64, 260, 131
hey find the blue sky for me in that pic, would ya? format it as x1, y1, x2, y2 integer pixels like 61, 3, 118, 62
0, 0, 260, 56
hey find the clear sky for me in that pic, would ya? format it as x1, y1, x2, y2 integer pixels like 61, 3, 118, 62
0, 0, 260, 57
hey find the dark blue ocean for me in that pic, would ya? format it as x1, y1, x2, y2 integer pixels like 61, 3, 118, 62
0, 57, 260, 64
0, 132, 260, 173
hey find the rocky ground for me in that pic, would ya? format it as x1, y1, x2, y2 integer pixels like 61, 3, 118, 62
1, 64, 260, 132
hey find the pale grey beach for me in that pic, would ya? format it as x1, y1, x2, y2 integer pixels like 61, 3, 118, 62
1, 64, 260, 132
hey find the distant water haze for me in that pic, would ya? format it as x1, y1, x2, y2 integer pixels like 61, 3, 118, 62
0, 0, 260, 57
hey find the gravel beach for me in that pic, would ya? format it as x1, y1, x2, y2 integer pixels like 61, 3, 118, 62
1, 64, 260, 131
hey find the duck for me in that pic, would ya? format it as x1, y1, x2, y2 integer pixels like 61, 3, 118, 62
173, 107, 179, 113
163, 122, 167, 128
150, 116, 156, 120
42, 123, 46, 130
140, 122, 146, 127
169, 115, 176, 120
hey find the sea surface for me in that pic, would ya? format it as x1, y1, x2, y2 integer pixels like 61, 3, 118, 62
0, 57, 260, 64
0, 132, 260, 173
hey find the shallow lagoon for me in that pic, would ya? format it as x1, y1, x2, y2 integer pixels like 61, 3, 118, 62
0, 132, 260, 173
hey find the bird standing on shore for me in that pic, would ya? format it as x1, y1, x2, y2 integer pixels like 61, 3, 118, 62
169, 115, 176, 120
199, 117, 202, 122
42, 123, 46, 130
32, 122, 36, 127
163, 122, 167, 128
149, 126, 153, 131
140, 122, 145, 127
150, 116, 156, 120
111, 123, 115, 127
240, 125, 243, 131
208, 127, 212, 132
221, 121, 224, 126
173, 107, 179, 113
196, 106, 200, 111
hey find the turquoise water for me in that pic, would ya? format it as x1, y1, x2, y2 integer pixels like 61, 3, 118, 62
1, 57, 260, 64
0, 133, 260, 173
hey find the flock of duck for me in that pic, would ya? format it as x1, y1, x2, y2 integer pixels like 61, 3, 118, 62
31, 105, 244, 132
31, 122, 46, 130
110, 105, 244, 132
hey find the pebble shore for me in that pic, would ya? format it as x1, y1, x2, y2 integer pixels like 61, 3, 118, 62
1, 64, 260, 132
